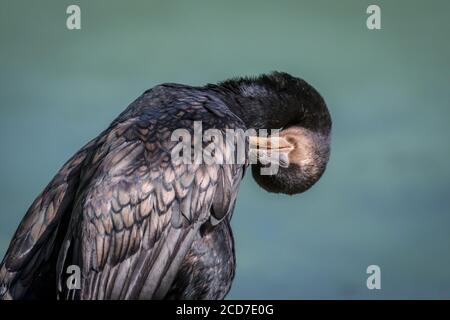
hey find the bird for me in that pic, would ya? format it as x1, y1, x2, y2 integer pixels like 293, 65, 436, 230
0, 72, 331, 300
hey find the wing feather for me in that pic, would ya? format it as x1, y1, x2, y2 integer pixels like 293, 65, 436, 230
0, 140, 97, 299
1, 86, 246, 300
58, 92, 246, 299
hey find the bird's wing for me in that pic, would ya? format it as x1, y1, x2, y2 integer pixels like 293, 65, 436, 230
0, 139, 97, 300
58, 95, 245, 299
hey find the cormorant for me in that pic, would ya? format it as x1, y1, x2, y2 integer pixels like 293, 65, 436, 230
0, 72, 331, 300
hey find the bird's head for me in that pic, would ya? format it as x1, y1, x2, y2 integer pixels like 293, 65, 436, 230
241, 72, 332, 195
250, 125, 331, 195
210, 71, 332, 195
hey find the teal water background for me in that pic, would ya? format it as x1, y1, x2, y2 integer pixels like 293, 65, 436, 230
1, 0, 450, 298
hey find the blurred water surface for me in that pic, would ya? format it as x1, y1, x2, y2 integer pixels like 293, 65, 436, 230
1, 0, 449, 298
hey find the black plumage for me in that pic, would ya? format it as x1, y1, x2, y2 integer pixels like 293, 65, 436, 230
0, 72, 331, 300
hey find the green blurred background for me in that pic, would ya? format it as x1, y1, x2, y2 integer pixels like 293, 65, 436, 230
1, 0, 449, 299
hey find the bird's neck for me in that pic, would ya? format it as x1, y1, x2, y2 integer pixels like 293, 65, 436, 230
205, 83, 331, 134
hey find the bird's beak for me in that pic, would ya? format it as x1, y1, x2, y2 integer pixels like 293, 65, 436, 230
249, 136, 294, 168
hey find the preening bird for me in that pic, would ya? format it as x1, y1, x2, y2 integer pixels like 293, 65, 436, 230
0, 72, 331, 300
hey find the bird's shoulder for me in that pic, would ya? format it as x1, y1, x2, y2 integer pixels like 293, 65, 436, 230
114, 83, 246, 131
